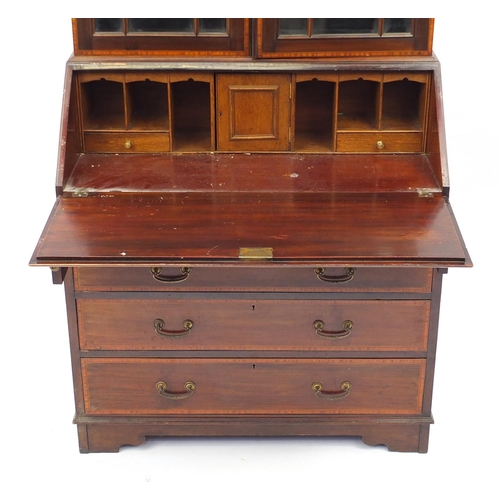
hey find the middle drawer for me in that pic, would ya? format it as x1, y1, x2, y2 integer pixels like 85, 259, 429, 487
78, 299, 430, 352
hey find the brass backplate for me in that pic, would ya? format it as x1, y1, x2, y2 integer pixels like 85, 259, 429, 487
238, 247, 273, 260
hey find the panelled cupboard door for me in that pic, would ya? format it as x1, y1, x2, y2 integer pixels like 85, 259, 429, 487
216, 74, 291, 152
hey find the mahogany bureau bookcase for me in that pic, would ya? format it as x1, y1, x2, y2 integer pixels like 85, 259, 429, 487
31, 18, 471, 453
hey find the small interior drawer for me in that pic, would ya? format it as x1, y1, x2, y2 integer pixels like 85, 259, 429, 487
84, 132, 170, 153
81, 358, 426, 415
336, 132, 423, 153
78, 298, 430, 352
73, 267, 433, 293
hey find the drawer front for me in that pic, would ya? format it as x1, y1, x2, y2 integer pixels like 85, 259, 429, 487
81, 358, 425, 415
78, 299, 430, 352
84, 132, 170, 153
74, 267, 432, 293
336, 132, 423, 153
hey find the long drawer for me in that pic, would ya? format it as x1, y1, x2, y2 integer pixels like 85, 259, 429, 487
78, 299, 430, 352
74, 267, 433, 293
81, 358, 426, 415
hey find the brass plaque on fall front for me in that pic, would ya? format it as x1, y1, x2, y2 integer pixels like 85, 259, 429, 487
238, 247, 273, 259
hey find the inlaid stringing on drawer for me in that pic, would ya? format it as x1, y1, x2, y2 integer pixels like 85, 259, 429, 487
78, 299, 430, 352
81, 358, 426, 416
74, 266, 433, 293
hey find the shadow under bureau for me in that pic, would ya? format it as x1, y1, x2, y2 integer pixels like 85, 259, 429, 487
31, 18, 471, 453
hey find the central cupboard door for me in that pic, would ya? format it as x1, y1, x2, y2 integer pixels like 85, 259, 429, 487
216, 74, 291, 151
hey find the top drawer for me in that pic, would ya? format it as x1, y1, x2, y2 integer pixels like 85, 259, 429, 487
73, 266, 432, 293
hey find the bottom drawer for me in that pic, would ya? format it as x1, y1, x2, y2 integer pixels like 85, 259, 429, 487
82, 358, 425, 416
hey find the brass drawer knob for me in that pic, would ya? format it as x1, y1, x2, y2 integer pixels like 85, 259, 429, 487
376, 140, 385, 149
312, 381, 352, 400
124, 140, 132, 149
154, 318, 194, 338
314, 267, 355, 283
151, 267, 191, 283
313, 319, 353, 339
156, 380, 196, 400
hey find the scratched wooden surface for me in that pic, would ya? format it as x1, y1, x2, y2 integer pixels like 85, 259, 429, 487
66, 153, 440, 194
32, 191, 467, 266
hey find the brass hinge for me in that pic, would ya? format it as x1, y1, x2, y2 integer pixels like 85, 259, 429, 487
417, 188, 434, 198
72, 189, 89, 198
239, 247, 273, 260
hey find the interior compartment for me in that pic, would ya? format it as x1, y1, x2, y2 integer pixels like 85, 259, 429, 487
81, 78, 125, 130
382, 78, 425, 130
127, 79, 169, 131
295, 79, 335, 151
337, 78, 380, 130
171, 79, 212, 151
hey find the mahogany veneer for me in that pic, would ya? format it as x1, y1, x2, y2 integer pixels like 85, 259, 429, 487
65, 153, 441, 194
33, 192, 466, 265
31, 18, 469, 453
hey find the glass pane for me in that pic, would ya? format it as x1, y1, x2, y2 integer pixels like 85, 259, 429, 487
199, 18, 227, 34
128, 19, 194, 33
279, 19, 308, 36
94, 18, 123, 33
383, 18, 412, 34
312, 19, 378, 35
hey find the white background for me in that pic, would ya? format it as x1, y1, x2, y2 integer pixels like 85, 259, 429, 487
2, 4, 497, 499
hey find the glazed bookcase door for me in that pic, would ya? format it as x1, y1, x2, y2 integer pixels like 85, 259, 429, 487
256, 18, 433, 58
73, 18, 251, 56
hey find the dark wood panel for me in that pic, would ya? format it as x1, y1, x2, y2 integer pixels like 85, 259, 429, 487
65, 153, 441, 194
77, 418, 430, 452
81, 358, 425, 415
56, 68, 82, 195
31, 192, 468, 266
